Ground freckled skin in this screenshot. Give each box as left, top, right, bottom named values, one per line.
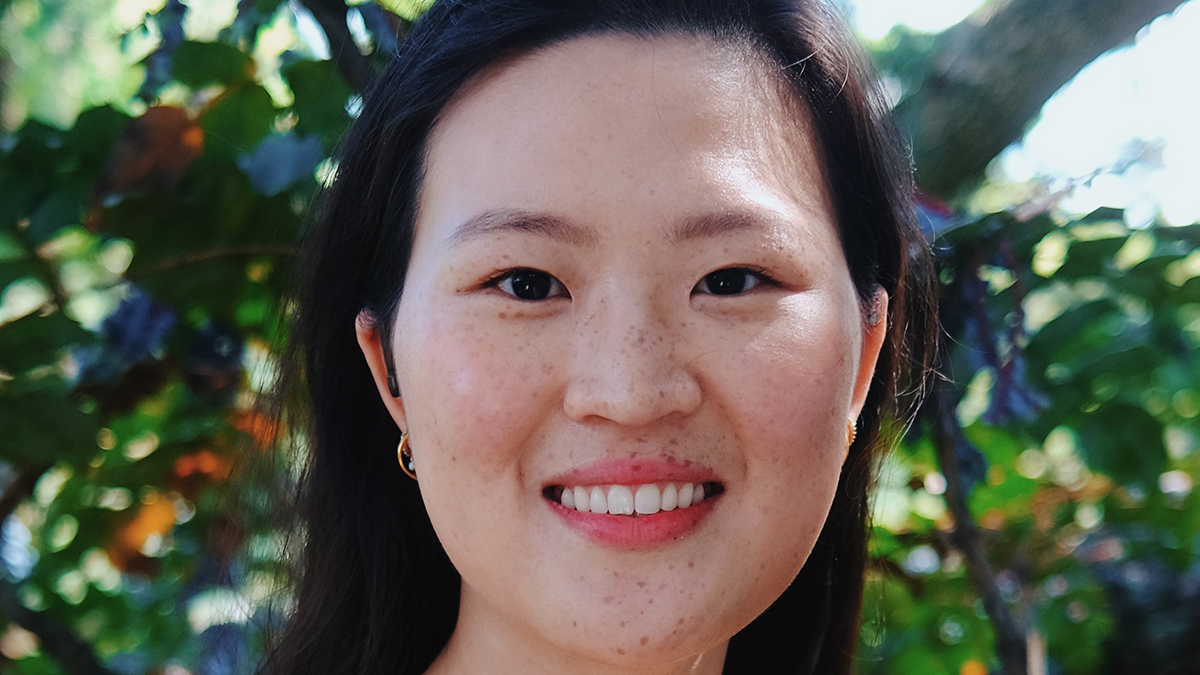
left=356, top=34, right=887, bottom=675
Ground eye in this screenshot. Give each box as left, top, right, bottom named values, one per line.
left=693, top=268, right=767, bottom=296
left=495, top=268, right=568, bottom=301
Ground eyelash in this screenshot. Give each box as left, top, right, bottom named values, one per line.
left=480, top=266, right=779, bottom=300
left=481, top=268, right=570, bottom=301
left=694, top=266, right=778, bottom=295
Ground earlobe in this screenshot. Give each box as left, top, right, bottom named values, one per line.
left=354, top=309, right=409, bottom=431
left=849, top=287, right=889, bottom=422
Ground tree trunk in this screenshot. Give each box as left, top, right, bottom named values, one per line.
left=896, top=0, right=1188, bottom=199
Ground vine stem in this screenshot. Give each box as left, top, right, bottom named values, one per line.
left=130, top=243, right=297, bottom=277
left=300, top=0, right=377, bottom=94
left=931, top=380, right=1029, bottom=675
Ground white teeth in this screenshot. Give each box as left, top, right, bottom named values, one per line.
left=589, top=486, right=608, bottom=514
left=557, top=482, right=712, bottom=515
left=634, top=484, right=661, bottom=515
left=677, top=482, right=694, bottom=508
left=607, top=486, right=634, bottom=515
left=660, top=483, right=678, bottom=511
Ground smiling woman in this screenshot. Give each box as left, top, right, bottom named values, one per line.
left=266, top=2, right=936, bottom=675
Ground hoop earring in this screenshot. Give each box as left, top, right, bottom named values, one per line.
left=397, top=431, right=417, bottom=480
left=844, top=420, right=857, bottom=460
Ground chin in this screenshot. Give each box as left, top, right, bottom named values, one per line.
left=531, top=563, right=773, bottom=669
left=549, top=614, right=725, bottom=670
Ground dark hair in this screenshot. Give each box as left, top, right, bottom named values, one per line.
left=265, top=1, right=936, bottom=674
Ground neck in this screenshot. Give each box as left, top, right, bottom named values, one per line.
left=425, top=584, right=728, bottom=675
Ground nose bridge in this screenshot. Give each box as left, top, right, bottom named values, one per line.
left=563, top=289, right=701, bottom=426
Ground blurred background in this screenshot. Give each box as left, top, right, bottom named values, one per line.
left=0, top=1, right=1197, bottom=674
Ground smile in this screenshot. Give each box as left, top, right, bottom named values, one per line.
left=542, top=458, right=725, bottom=547
left=544, top=482, right=723, bottom=516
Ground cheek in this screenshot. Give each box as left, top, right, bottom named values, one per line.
left=396, top=303, right=563, bottom=477
left=726, top=296, right=857, bottom=460
left=707, top=295, right=856, bottom=581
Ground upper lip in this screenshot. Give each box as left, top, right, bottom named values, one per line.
left=543, top=457, right=721, bottom=488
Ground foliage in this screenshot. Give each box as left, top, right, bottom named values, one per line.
left=0, top=1, right=378, bottom=672
left=0, top=2, right=1197, bottom=675
left=859, top=208, right=1200, bottom=674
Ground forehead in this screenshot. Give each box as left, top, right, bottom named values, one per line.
left=417, top=33, right=833, bottom=246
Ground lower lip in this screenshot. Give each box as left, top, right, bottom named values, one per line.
left=548, top=496, right=718, bottom=549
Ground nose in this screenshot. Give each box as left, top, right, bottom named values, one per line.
left=563, top=294, right=702, bottom=426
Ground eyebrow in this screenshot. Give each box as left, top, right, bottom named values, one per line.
left=667, top=211, right=774, bottom=244
left=445, top=208, right=777, bottom=248
left=446, top=209, right=600, bottom=247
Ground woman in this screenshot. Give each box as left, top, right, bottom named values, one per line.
left=267, top=1, right=936, bottom=674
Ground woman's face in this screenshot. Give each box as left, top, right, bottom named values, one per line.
left=359, top=34, right=886, bottom=673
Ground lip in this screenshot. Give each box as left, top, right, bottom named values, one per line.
left=544, top=458, right=723, bottom=549
left=544, top=457, right=720, bottom=489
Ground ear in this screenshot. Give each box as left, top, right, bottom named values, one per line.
left=355, top=310, right=409, bottom=432
left=849, top=287, right=889, bottom=422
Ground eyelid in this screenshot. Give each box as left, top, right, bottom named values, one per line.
left=693, top=266, right=780, bottom=295
left=482, top=267, right=570, bottom=300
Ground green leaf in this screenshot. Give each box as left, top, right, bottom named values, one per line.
left=8, top=654, right=68, bottom=675
left=1027, top=300, right=1119, bottom=359
left=1076, top=403, right=1166, bottom=486
left=1056, top=237, right=1124, bottom=279
left=172, top=41, right=254, bottom=88
left=0, top=311, right=88, bottom=374
left=0, top=259, right=42, bottom=292
left=66, top=106, right=131, bottom=171
left=28, top=180, right=90, bottom=245
left=0, top=389, right=97, bottom=465
left=374, top=0, right=434, bottom=21
left=198, top=85, right=276, bottom=159
left=283, top=59, right=353, bottom=150
left=1173, top=276, right=1200, bottom=304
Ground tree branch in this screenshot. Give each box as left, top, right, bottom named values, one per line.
left=0, top=464, right=50, bottom=525
left=0, top=464, right=116, bottom=675
left=897, top=0, right=1188, bottom=198
left=931, top=381, right=1028, bottom=675
left=299, top=0, right=376, bottom=94
left=868, top=555, right=927, bottom=598
left=129, top=243, right=297, bottom=278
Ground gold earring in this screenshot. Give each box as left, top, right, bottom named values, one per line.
left=397, top=431, right=417, bottom=480
left=845, top=420, right=857, bottom=459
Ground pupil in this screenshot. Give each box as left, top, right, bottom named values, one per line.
left=706, top=269, right=746, bottom=295
left=511, top=271, right=552, bottom=300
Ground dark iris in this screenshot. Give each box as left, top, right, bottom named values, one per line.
left=704, top=269, right=749, bottom=295
left=509, top=270, right=553, bottom=300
